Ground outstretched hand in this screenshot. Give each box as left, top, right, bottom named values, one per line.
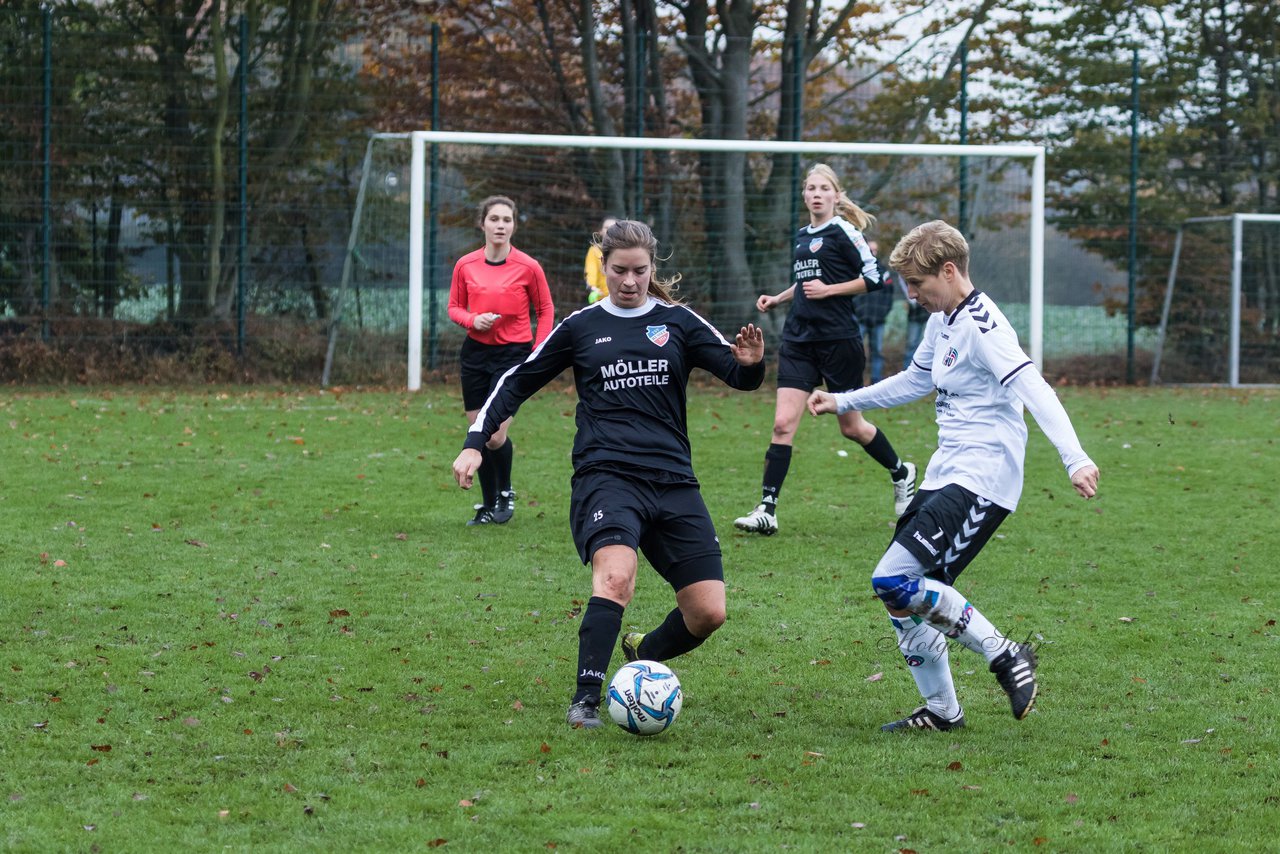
left=807, top=390, right=838, bottom=416
left=452, top=448, right=483, bottom=489
left=1071, top=464, right=1099, bottom=499
left=731, top=323, right=764, bottom=366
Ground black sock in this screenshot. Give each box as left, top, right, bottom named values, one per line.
left=861, top=428, right=906, bottom=478
left=492, top=438, right=514, bottom=494
left=477, top=446, right=498, bottom=508
left=638, top=607, right=707, bottom=661
left=761, top=443, right=792, bottom=508
left=574, top=596, right=624, bottom=704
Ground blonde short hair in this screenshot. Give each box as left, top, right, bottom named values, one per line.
left=889, top=220, right=970, bottom=277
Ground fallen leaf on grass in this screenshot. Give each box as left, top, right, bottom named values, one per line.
left=865, top=672, right=884, bottom=682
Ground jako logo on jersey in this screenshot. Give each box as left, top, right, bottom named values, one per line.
left=943, top=347, right=958, bottom=366
left=905, top=654, right=925, bottom=667
left=646, top=325, right=670, bottom=347
left=594, top=336, right=612, bottom=344
left=808, top=237, right=824, bottom=253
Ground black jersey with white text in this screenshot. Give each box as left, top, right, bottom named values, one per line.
left=783, top=216, right=882, bottom=343
left=464, top=297, right=765, bottom=481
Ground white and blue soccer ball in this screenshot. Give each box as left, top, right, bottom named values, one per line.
left=606, top=660, right=683, bottom=736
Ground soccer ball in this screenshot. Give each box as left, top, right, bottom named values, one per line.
left=606, top=660, right=683, bottom=736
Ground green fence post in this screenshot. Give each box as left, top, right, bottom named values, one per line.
left=237, top=14, right=249, bottom=357
left=427, top=22, right=441, bottom=371
left=1127, top=48, right=1139, bottom=385
left=41, top=3, right=52, bottom=340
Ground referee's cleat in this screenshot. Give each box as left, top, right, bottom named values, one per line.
left=566, top=699, right=603, bottom=730
left=491, top=488, right=516, bottom=524
left=990, top=644, right=1038, bottom=719
left=880, top=705, right=966, bottom=733
left=892, top=461, right=917, bottom=517
left=621, top=632, right=646, bottom=662
left=467, top=504, right=496, bottom=526
left=734, top=504, right=778, bottom=536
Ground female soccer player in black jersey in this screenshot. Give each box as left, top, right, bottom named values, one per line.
left=452, top=220, right=765, bottom=730
left=734, top=163, right=916, bottom=536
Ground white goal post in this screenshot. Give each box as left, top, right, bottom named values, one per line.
left=405, top=130, right=1046, bottom=391
left=1151, top=213, right=1280, bottom=387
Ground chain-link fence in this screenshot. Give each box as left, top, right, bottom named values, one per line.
left=3, top=4, right=1276, bottom=385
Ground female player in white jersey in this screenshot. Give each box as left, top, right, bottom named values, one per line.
left=734, top=163, right=916, bottom=537
left=808, top=220, right=1099, bottom=731
left=452, top=220, right=765, bottom=730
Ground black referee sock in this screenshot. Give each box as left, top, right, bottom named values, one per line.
left=761, top=443, right=792, bottom=508
left=492, top=438, right=514, bottom=494
left=573, top=596, right=624, bottom=705
left=860, top=428, right=907, bottom=478
left=638, top=607, right=706, bottom=661
left=477, top=446, right=498, bottom=508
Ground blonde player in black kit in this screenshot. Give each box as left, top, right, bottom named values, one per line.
left=734, top=163, right=916, bottom=536
left=452, top=220, right=765, bottom=730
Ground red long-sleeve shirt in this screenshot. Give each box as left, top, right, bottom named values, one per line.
left=447, top=247, right=555, bottom=346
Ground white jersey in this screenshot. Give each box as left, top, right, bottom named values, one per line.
left=835, top=290, right=1092, bottom=511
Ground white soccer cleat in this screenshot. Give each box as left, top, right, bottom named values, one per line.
left=893, top=461, right=917, bottom=517
left=734, top=504, right=778, bottom=536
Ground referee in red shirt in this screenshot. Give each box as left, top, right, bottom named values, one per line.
left=447, top=195, right=555, bottom=525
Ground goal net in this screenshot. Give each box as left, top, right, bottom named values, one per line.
left=327, top=132, right=1049, bottom=389
left=1151, top=214, right=1280, bottom=386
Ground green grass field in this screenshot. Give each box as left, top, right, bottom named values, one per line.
left=1, top=383, right=1276, bottom=851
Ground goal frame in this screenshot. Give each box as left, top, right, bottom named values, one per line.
left=405, top=131, right=1046, bottom=391
left=1150, top=213, right=1280, bottom=387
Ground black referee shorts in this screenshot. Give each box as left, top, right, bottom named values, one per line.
left=459, top=337, right=533, bottom=411
left=568, top=468, right=724, bottom=591
left=776, top=337, right=865, bottom=394
left=891, top=484, right=1010, bottom=585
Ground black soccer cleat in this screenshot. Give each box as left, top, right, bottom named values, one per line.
left=990, top=644, right=1038, bottom=719
left=620, top=632, right=645, bottom=663
left=491, top=489, right=516, bottom=524
left=880, top=705, right=966, bottom=733
left=566, top=699, right=603, bottom=730
left=467, top=504, right=495, bottom=526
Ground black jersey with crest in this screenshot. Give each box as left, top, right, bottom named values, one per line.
left=464, top=297, right=764, bottom=481
left=783, top=216, right=882, bottom=343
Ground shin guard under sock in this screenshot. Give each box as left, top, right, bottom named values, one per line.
left=574, top=596, right=624, bottom=704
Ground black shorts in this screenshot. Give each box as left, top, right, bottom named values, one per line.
left=776, top=337, right=865, bottom=393
left=568, top=468, right=724, bottom=591
left=459, top=337, right=533, bottom=410
left=891, top=484, right=1010, bottom=585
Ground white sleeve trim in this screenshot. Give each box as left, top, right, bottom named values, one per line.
left=1007, top=369, right=1094, bottom=475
